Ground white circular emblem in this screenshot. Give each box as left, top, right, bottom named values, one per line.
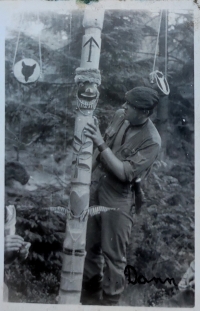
left=13, top=58, right=40, bottom=84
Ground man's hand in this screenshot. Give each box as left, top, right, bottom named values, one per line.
left=84, top=117, right=127, bottom=182
left=188, top=274, right=195, bottom=290
left=83, top=120, right=104, bottom=147
left=5, top=235, right=24, bottom=253
left=178, top=260, right=195, bottom=292
left=4, top=235, right=31, bottom=263
left=4, top=235, right=24, bottom=263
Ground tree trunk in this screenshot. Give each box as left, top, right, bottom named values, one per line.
left=157, top=10, right=169, bottom=159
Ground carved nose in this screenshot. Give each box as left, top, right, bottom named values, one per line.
left=85, top=88, right=93, bottom=94
left=81, top=87, right=96, bottom=98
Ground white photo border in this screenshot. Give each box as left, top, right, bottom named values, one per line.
left=0, top=1, right=198, bottom=311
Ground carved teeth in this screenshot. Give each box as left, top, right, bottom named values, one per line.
left=78, top=98, right=96, bottom=109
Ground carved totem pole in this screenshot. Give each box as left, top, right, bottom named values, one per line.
left=58, top=8, right=105, bottom=304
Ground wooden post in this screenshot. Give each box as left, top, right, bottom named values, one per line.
left=58, top=8, right=104, bottom=305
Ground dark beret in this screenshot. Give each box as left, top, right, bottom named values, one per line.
left=125, top=86, right=159, bottom=110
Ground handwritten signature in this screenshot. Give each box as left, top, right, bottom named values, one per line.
left=124, top=265, right=177, bottom=287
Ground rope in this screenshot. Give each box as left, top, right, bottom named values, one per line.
left=12, top=12, right=24, bottom=71
left=165, top=10, right=168, bottom=78
left=37, top=12, right=43, bottom=78
left=152, top=10, right=163, bottom=73
left=63, top=12, right=72, bottom=198
left=13, top=11, right=43, bottom=79
left=69, top=12, right=72, bottom=54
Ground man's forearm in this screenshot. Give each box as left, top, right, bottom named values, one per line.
left=100, top=147, right=127, bottom=181
left=92, top=157, right=98, bottom=172
left=84, top=122, right=127, bottom=180
left=92, top=148, right=100, bottom=172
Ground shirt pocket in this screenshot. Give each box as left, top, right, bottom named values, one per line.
left=120, top=148, right=133, bottom=159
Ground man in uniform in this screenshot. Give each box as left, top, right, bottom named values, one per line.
left=82, top=86, right=161, bottom=305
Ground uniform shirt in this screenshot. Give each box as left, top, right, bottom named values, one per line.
left=93, top=109, right=161, bottom=184
left=90, top=109, right=161, bottom=211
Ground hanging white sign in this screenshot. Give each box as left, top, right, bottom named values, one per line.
left=13, top=58, right=40, bottom=84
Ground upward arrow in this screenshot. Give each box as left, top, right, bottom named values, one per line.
left=83, top=37, right=99, bottom=63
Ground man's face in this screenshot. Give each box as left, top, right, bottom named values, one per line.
left=122, top=101, right=145, bottom=125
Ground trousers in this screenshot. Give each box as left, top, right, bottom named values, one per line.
left=83, top=174, right=134, bottom=300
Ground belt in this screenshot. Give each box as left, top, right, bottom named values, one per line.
left=98, top=164, right=144, bottom=215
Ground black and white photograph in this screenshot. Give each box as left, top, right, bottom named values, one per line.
left=1, top=0, right=198, bottom=309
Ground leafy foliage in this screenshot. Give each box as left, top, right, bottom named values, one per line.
left=124, top=159, right=194, bottom=306
left=5, top=208, right=66, bottom=302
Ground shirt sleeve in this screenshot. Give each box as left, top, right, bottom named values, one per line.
left=123, top=142, right=160, bottom=182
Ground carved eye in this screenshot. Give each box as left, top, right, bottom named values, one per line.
left=79, top=82, right=84, bottom=88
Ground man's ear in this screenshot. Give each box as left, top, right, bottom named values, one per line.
left=146, top=109, right=154, bottom=117
left=142, top=109, right=149, bottom=116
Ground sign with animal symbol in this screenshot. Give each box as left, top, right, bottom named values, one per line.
left=13, top=58, right=40, bottom=84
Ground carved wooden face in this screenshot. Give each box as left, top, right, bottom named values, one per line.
left=77, top=82, right=98, bottom=101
